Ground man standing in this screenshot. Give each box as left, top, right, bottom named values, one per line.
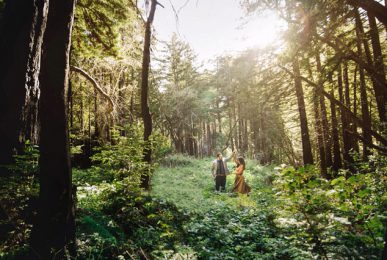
left=211, top=151, right=235, bottom=192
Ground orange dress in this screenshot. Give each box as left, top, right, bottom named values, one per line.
left=232, top=165, right=251, bottom=194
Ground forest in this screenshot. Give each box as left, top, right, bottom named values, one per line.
left=0, top=0, right=386, bottom=259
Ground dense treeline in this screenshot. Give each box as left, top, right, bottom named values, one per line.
left=152, top=0, right=387, bottom=174
left=0, top=0, right=386, bottom=258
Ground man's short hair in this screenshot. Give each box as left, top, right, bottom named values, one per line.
left=216, top=152, right=222, bottom=157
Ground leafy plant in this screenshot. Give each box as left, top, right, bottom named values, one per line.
left=6, top=140, right=39, bottom=175
left=273, top=160, right=386, bottom=258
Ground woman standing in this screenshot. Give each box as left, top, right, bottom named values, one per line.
left=232, top=157, right=251, bottom=194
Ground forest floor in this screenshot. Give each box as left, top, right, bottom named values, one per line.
left=73, top=155, right=303, bottom=259
left=151, top=156, right=268, bottom=213
left=1, top=155, right=383, bottom=259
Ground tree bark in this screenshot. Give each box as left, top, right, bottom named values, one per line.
left=292, top=58, right=314, bottom=165
left=355, top=9, right=387, bottom=132
left=368, top=11, right=387, bottom=133
left=338, top=64, right=354, bottom=166
left=281, top=65, right=387, bottom=149
left=346, top=0, right=387, bottom=27
left=0, top=0, right=48, bottom=171
left=30, top=0, right=76, bottom=258
left=313, top=90, right=328, bottom=178
left=22, top=0, right=48, bottom=145
left=140, top=0, right=158, bottom=189
left=330, top=87, right=342, bottom=173
left=355, top=11, right=373, bottom=159
left=315, top=54, right=333, bottom=168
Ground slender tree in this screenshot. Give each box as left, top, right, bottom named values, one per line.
left=368, top=11, right=387, bottom=134
left=355, top=10, right=372, bottom=159
left=140, top=0, right=160, bottom=189
left=292, top=57, right=314, bottom=165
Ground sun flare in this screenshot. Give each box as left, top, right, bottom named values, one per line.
left=237, top=12, right=283, bottom=49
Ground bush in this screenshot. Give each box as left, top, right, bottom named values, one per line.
left=159, top=154, right=196, bottom=167
left=5, top=140, right=39, bottom=175
left=272, top=159, right=386, bottom=259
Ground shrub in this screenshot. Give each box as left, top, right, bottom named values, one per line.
left=273, top=159, right=386, bottom=259
left=5, top=140, right=39, bottom=175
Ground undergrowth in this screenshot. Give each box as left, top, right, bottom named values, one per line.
left=1, top=153, right=385, bottom=259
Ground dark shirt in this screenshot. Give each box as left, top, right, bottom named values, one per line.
left=216, top=159, right=225, bottom=175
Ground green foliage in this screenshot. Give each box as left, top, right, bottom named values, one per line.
left=186, top=205, right=309, bottom=259
left=87, top=125, right=170, bottom=187
left=74, top=166, right=190, bottom=259
left=149, top=129, right=173, bottom=162
left=273, top=158, right=386, bottom=258
left=102, top=187, right=189, bottom=255
left=0, top=175, right=38, bottom=258
left=5, top=141, right=39, bottom=175
left=72, top=0, right=139, bottom=58
left=90, top=127, right=145, bottom=184
left=159, top=153, right=195, bottom=167
left=3, top=153, right=384, bottom=258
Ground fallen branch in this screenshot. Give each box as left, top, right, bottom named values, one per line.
left=70, top=65, right=115, bottom=113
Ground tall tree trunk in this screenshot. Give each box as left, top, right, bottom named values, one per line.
left=315, top=54, right=333, bottom=169
left=80, top=85, right=84, bottom=133
left=94, top=90, right=99, bottom=138
left=346, top=0, right=387, bottom=28
left=313, top=90, right=328, bottom=178
left=355, top=12, right=373, bottom=159
left=338, top=64, right=353, bottom=166
left=292, top=57, right=314, bottom=165
left=246, top=119, right=249, bottom=154
left=30, top=0, right=76, bottom=258
left=344, top=63, right=360, bottom=153
left=228, top=100, right=235, bottom=151
left=355, top=9, right=386, bottom=131
left=212, top=120, right=217, bottom=151
left=352, top=67, right=360, bottom=153
left=233, top=103, right=238, bottom=150
left=238, top=103, right=243, bottom=152
left=330, top=87, right=342, bottom=173
left=0, top=0, right=48, bottom=171
left=207, top=121, right=212, bottom=156
left=140, top=0, right=158, bottom=189
left=22, top=0, right=48, bottom=145
left=68, top=80, right=74, bottom=130
left=368, top=11, right=387, bottom=135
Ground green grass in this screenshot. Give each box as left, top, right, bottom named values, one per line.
left=151, top=156, right=276, bottom=213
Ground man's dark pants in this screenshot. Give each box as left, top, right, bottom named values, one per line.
left=215, top=175, right=226, bottom=192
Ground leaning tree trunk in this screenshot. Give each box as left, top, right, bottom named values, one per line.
left=356, top=9, right=386, bottom=132
left=368, top=11, right=387, bottom=135
left=140, top=0, right=158, bottom=189
left=30, top=0, right=76, bottom=258
left=292, top=57, right=314, bottom=165
left=0, top=0, right=48, bottom=171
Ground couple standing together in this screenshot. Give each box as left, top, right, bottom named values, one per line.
left=211, top=151, right=251, bottom=194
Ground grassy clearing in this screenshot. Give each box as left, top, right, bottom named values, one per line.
left=151, top=156, right=277, bottom=213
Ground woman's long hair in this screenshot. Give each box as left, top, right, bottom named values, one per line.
left=238, top=157, right=246, bottom=170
